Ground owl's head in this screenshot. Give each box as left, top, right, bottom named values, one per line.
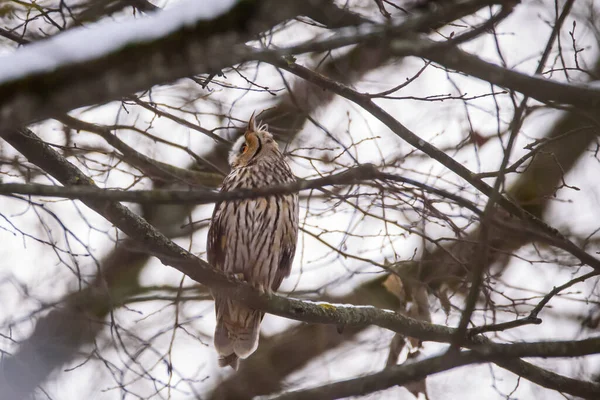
left=229, top=113, right=281, bottom=168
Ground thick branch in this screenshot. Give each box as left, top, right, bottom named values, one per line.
left=272, top=338, right=600, bottom=400
left=3, top=127, right=599, bottom=400
left=0, top=165, right=477, bottom=211
left=0, top=0, right=509, bottom=132
left=0, top=0, right=331, bottom=131
left=209, top=277, right=399, bottom=399
left=0, top=128, right=458, bottom=342
left=411, top=38, right=599, bottom=108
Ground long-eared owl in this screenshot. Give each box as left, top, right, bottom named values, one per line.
left=207, top=114, right=299, bottom=370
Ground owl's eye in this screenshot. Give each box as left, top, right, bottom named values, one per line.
left=240, top=143, right=248, bottom=154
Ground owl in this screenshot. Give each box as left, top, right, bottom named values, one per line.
left=207, top=114, right=299, bottom=370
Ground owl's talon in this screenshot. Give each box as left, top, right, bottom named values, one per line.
left=258, top=284, right=266, bottom=295
left=257, top=284, right=273, bottom=297
left=249, top=282, right=268, bottom=296
left=231, top=273, right=245, bottom=282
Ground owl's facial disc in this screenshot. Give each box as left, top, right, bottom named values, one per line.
left=228, top=131, right=261, bottom=167
left=228, top=113, right=278, bottom=168
left=238, top=130, right=261, bottom=161
left=242, top=130, right=261, bottom=156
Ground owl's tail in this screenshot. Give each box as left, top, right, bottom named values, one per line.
left=214, top=296, right=262, bottom=370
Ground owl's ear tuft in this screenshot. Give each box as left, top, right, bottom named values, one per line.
left=247, top=111, right=257, bottom=132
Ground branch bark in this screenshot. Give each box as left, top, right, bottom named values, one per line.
left=0, top=0, right=338, bottom=131
left=0, top=165, right=476, bottom=208
left=0, top=127, right=459, bottom=344
left=0, top=0, right=511, bottom=132
left=209, top=277, right=399, bottom=399
left=263, top=56, right=600, bottom=273
left=271, top=338, right=600, bottom=400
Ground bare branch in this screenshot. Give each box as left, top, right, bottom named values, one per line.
left=263, top=56, right=600, bottom=272
left=0, top=0, right=511, bottom=131
left=0, top=165, right=477, bottom=209
left=0, top=127, right=457, bottom=342
left=0, top=0, right=334, bottom=131
left=271, top=338, right=600, bottom=400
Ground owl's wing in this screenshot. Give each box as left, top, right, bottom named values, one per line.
left=272, top=195, right=299, bottom=290
left=272, top=238, right=296, bottom=290
left=207, top=203, right=227, bottom=269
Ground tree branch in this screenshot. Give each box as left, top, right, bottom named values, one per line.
left=0, top=0, right=510, bottom=132
left=271, top=337, right=600, bottom=400
left=263, top=56, right=600, bottom=272
left=399, top=36, right=600, bottom=109
left=2, top=126, right=598, bottom=400
left=59, top=114, right=224, bottom=187
left=0, top=127, right=461, bottom=343
left=0, top=165, right=477, bottom=211
left=0, top=0, right=334, bottom=131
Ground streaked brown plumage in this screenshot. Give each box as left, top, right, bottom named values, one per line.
left=207, top=114, right=299, bottom=370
